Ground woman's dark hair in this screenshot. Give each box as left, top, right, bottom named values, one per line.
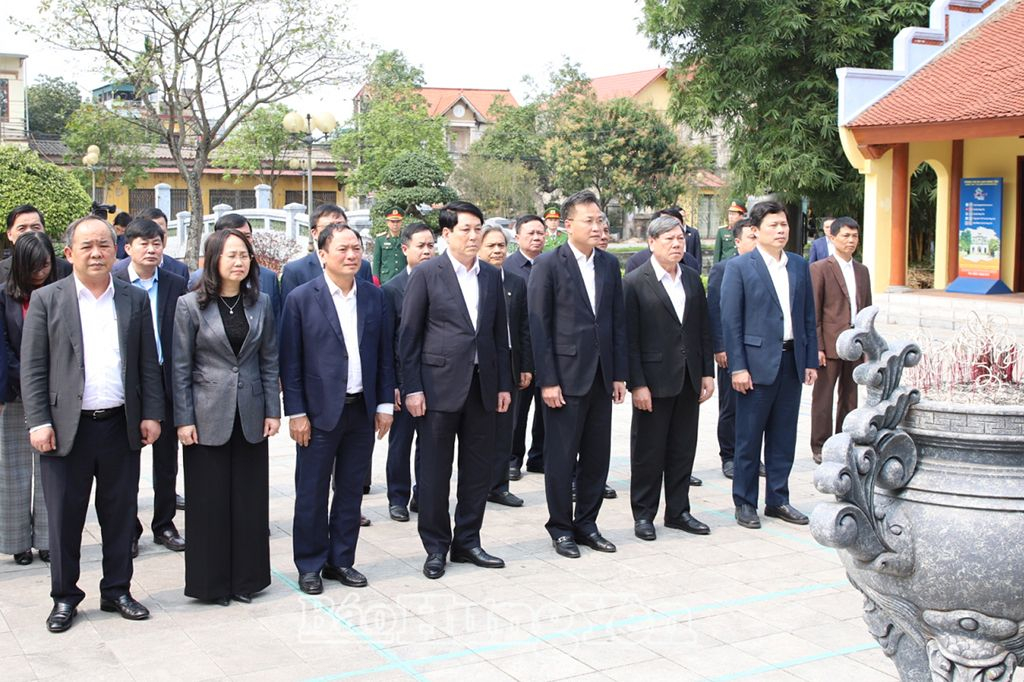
left=195, top=228, right=259, bottom=309
left=6, top=232, right=57, bottom=301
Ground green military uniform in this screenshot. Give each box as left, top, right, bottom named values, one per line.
left=713, top=200, right=748, bottom=264
left=541, top=206, right=566, bottom=252
left=373, top=209, right=406, bottom=284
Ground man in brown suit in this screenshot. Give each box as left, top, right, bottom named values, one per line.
left=809, top=217, right=871, bottom=463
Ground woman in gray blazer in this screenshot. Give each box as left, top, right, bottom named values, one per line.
left=173, top=228, right=280, bottom=606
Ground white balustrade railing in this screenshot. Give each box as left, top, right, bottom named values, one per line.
left=165, top=203, right=310, bottom=257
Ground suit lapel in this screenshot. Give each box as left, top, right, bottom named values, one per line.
left=854, top=262, right=869, bottom=310
left=306, top=252, right=322, bottom=281
left=642, top=261, right=680, bottom=324
left=438, top=257, right=476, bottom=331
left=113, top=280, right=132, bottom=387
left=750, top=251, right=782, bottom=311
left=559, top=245, right=594, bottom=318
left=356, top=281, right=368, bottom=345
left=237, top=297, right=263, bottom=357
left=787, top=254, right=799, bottom=310
left=826, top=256, right=851, bottom=303
left=60, top=278, right=84, bottom=368
left=313, top=277, right=346, bottom=347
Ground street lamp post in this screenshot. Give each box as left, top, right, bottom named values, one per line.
left=282, top=111, right=337, bottom=214
left=81, top=144, right=101, bottom=202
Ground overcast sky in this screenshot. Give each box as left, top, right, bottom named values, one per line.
left=4, top=0, right=667, bottom=121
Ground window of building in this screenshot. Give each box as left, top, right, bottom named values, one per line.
left=284, top=190, right=336, bottom=209
left=209, top=189, right=257, bottom=210
left=698, top=194, right=716, bottom=237
left=0, top=79, right=9, bottom=122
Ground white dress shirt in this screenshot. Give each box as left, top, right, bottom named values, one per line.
left=835, top=254, right=858, bottom=323
left=567, top=241, right=597, bottom=313
left=757, top=246, right=793, bottom=341
left=827, top=240, right=836, bottom=258
left=75, top=275, right=125, bottom=409
left=325, top=277, right=392, bottom=415
left=447, top=250, right=480, bottom=332
left=650, top=256, right=686, bottom=323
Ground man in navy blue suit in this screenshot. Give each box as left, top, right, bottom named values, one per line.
left=399, top=201, right=512, bottom=580
left=807, top=217, right=835, bottom=264
left=279, top=224, right=395, bottom=595
left=280, top=204, right=371, bottom=302
left=721, top=201, right=818, bottom=529
left=132, top=208, right=190, bottom=280
left=528, top=190, right=627, bottom=559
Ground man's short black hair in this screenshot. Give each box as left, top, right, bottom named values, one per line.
left=215, top=213, right=252, bottom=231
left=561, top=190, right=600, bottom=221
left=310, top=203, right=347, bottom=229
left=317, top=222, right=360, bottom=251
left=514, top=214, right=544, bottom=233
left=749, top=201, right=788, bottom=228
left=731, top=217, right=754, bottom=241
left=829, top=216, right=860, bottom=236
left=124, top=218, right=165, bottom=244
left=112, top=211, right=132, bottom=228
left=138, top=207, right=168, bottom=224
left=401, top=222, right=433, bottom=245
left=438, top=201, right=484, bottom=231
left=6, top=204, right=44, bottom=230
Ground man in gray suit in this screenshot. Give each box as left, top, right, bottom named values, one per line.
left=22, top=216, right=164, bottom=633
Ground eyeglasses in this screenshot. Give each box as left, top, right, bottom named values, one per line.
left=221, top=252, right=251, bottom=262
left=566, top=218, right=605, bottom=228
left=321, top=221, right=348, bottom=229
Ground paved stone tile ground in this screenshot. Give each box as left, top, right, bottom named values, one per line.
left=0, top=388, right=938, bottom=680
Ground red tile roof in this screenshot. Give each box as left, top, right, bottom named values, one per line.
left=415, top=88, right=518, bottom=121
left=850, top=0, right=1024, bottom=128
left=589, top=68, right=667, bottom=101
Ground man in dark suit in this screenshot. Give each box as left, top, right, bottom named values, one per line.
left=186, top=213, right=282, bottom=319
left=117, top=218, right=188, bottom=554
left=1, top=205, right=73, bottom=282
left=625, top=215, right=715, bottom=542
left=280, top=224, right=395, bottom=595
left=506, top=214, right=546, bottom=480
left=281, top=204, right=372, bottom=302
left=807, top=217, right=835, bottom=264
left=809, top=217, right=871, bottom=463
left=130, top=208, right=190, bottom=280
left=22, top=216, right=163, bottom=633
left=722, top=201, right=818, bottom=530
left=382, top=222, right=436, bottom=522
left=625, top=207, right=702, bottom=274
left=480, top=225, right=532, bottom=508
left=399, top=201, right=512, bottom=579
left=528, top=190, right=627, bottom=559
left=706, top=217, right=757, bottom=479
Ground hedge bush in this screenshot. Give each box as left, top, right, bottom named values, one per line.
left=0, top=145, right=92, bottom=246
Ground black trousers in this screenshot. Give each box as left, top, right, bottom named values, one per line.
left=716, top=364, right=736, bottom=462
left=386, top=404, right=421, bottom=508
left=416, top=372, right=495, bottom=555
left=630, top=384, right=699, bottom=522
left=293, top=401, right=373, bottom=574
left=490, top=384, right=521, bottom=494
left=542, top=371, right=611, bottom=540
left=183, top=414, right=270, bottom=601
left=511, top=385, right=543, bottom=471
left=40, top=410, right=139, bottom=605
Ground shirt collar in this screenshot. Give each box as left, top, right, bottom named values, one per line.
left=127, top=262, right=158, bottom=283
left=73, top=273, right=115, bottom=301
left=756, top=245, right=788, bottom=269
left=649, top=255, right=680, bottom=283
left=446, top=249, right=480, bottom=276
left=325, top=274, right=357, bottom=301
left=834, top=253, right=854, bottom=268
left=567, top=241, right=595, bottom=265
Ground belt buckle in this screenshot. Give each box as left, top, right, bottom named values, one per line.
left=92, top=408, right=108, bottom=420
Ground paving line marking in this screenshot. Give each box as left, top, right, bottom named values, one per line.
left=302, top=580, right=850, bottom=681
left=707, top=641, right=881, bottom=680
left=272, top=568, right=427, bottom=681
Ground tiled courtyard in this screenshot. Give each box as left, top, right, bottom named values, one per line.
left=0, top=390, right=910, bottom=681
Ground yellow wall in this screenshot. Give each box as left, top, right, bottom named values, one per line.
left=961, top=136, right=1023, bottom=288
left=908, top=141, right=952, bottom=288
left=635, top=77, right=671, bottom=117
left=0, top=55, right=26, bottom=129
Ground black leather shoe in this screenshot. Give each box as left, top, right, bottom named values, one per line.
left=409, top=497, right=419, bottom=513
left=759, top=463, right=766, bottom=477
left=14, top=551, right=32, bottom=565
left=765, top=504, right=809, bottom=525
left=574, top=531, right=616, bottom=553
left=100, top=593, right=150, bottom=620
left=508, top=466, right=522, bottom=481
left=450, top=546, right=505, bottom=568
left=735, top=504, right=761, bottom=529
left=323, top=564, right=368, bottom=587
left=812, top=451, right=823, bottom=465
left=46, top=602, right=76, bottom=633
left=634, top=520, right=656, bottom=541
left=665, top=512, right=710, bottom=535
left=362, top=485, right=371, bottom=494
left=487, top=490, right=524, bottom=507
left=360, top=514, right=371, bottom=527
left=298, top=572, right=323, bottom=595
left=689, top=475, right=703, bottom=487
left=722, top=460, right=734, bottom=478
left=423, top=553, right=446, bottom=579
left=38, top=549, right=50, bottom=563
left=389, top=505, right=410, bottom=522
left=602, top=485, right=617, bottom=499
left=130, top=538, right=139, bottom=559
left=154, top=528, right=186, bottom=552
left=552, top=536, right=580, bottom=558
left=525, top=463, right=544, bottom=474
left=232, top=593, right=252, bottom=604
left=175, top=494, right=186, bottom=510
left=211, top=596, right=231, bottom=606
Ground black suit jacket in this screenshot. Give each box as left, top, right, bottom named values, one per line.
left=0, top=256, right=72, bottom=284
left=113, top=265, right=188, bottom=405
left=528, top=243, right=627, bottom=397
left=684, top=225, right=701, bottom=267
left=382, top=269, right=409, bottom=390
left=502, top=270, right=533, bottom=380
left=0, top=288, right=24, bottom=402
left=624, top=260, right=713, bottom=397
left=504, top=249, right=534, bottom=284
left=399, top=255, right=511, bottom=411
left=115, top=254, right=189, bottom=281
left=625, top=247, right=699, bottom=275
left=706, top=258, right=729, bottom=354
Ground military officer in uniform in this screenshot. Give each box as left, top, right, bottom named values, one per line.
left=373, top=209, right=407, bottom=285
left=713, top=201, right=747, bottom=264
left=542, top=207, right=566, bottom=252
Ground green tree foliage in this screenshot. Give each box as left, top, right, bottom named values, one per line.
left=333, top=51, right=449, bottom=197
left=62, top=103, right=157, bottom=191
left=26, top=75, right=83, bottom=136
left=450, top=153, right=538, bottom=218
left=641, top=0, right=929, bottom=216
left=959, top=229, right=972, bottom=255
left=0, top=146, right=92, bottom=244
left=372, top=151, right=457, bottom=232
left=473, top=102, right=552, bottom=192
left=213, top=103, right=300, bottom=191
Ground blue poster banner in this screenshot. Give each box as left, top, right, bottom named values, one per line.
left=946, top=177, right=1011, bottom=294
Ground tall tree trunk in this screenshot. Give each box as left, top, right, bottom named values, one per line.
left=184, top=170, right=205, bottom=268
